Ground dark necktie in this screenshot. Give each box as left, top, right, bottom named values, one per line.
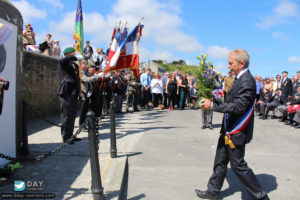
left=234, top=77, right=237, bottom=84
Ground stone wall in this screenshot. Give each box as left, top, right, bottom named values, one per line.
left=22, top=51, right=60, bottom=119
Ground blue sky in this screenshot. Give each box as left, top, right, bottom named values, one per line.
left=12, top=0, right=300, bottom=77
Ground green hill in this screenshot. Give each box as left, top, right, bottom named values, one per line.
left=159, top=63, right=200, bottom=74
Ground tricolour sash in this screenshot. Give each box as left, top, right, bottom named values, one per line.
left=224, top=104, right=254, bottom=149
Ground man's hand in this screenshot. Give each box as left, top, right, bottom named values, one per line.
left=200, top=99, right=212, bottom=110
left=288, top=95, right=292, bottom=99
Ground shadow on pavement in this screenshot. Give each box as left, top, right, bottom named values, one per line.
left=127, top=193, right=146, bottom=200
left=98, top=126, right=182, bottom=141
left=0, top=140, right=91, bottom=199
left=64, top=187, right=89, bottom=200
left=212, top=123, right=222, bottom=128
left=105, top=190, right=119, bottom=199
left=221, top=169, right=277, bottom=199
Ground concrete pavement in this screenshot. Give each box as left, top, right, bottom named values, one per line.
left=126, top=109, right=300, bottom=200
left=0, top=107, right=299, bottom=200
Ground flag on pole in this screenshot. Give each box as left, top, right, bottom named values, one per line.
left=73, top=0, right=84, bottom=54
left=104, top=25, right=143, bottom=78
left=73, top=0, right=84, bottom=97
left=25, top=45, right=41, bottom=53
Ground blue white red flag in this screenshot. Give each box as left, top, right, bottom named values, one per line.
left=105, top=25, right=143, bottom=78
left=25, top=45, right=41, bottom=53
left=225, top=105, right=254, bottom=138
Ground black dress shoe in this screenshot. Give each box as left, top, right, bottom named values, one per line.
left=279, top=118, right=286, bottom=122
left=261, top=195, right=270, bottom=200
left=201, top=125, right=206, bottom=129
left=285, top=121, right=291, bottom=125
left=262, top=115, right=267, bottom=120
left=63, top=140, right=74, bottom=144
left=73, top=137, right=82, bottom=142
left=195, top=189, right=219, bottom=200
left=295, top=124, right=300, bottom=129
left=207, top=125, right=214, bottom=130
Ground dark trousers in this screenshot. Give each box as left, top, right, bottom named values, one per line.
left=141, top=87, right=151, bottom=107
left=102, top=93, right=111, bottom=115
left=126, top=91, right=138, bottom=110
left=207, top=136, right=267, bottom=199
left=168, top=94, right=176, bottom=107
left=79, top=99, right=89, bottom=126
left=179, top=90, right=187, bottom=108
left=163, top=92, right=169, bottom=107
left=59, top=95, right=78, bottom=141
left=152, top=93, right=162, bottom=107
left=202, top=110, right=213, bottom=126
left=261, top=102, right=277, bottom=116
left=259, top=102, right=268, bottom=115
left=114, top=94, right=123, bottom=113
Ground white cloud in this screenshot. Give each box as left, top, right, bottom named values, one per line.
left=11, top=0, right=47, bottom=22
left=272, top=31, right=290, bottom=42
left=256, top=0, right=299, bottom=29
left=288, top=56, right=300, bottom=63
left=206, top=46, right=230, bottom=59
left=140, top=47, right=175, bottom=61
left=39, top=0, right=64, bottom=9
left=214, top=62, right=228, bottom=74
left=274, top=0, right=298, bottom=16
left=48, top=0, right=203, bottom=55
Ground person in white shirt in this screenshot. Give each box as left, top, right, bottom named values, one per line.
left=93, top=48, right=104, bottom=65
left=272, top=74, right=281, bottom=95
left=151, top=73, right=163, bottom=107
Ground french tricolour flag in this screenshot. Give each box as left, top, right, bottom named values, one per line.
left=105, top=25, right=143, bottom=76
left=25, top=45, right=41, bottom=53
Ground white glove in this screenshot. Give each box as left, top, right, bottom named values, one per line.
left=97, top=72, right=104, bottom=78
left=76, top=55, right=83, bottom=60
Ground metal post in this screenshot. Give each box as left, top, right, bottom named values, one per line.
left=21, top=101, right=29, bottom=156
left=110, top=101, right=117, bottom=158
left=87, top=111, right=104, bottom=200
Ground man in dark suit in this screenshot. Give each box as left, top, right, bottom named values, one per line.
left=280, top=71, right=293, bottom=104
left=257, top=86, right=273, bottom=119
left=197, top=49, right=269, bottom=200
left=58, top=47, right=82, bottom=144
left=260, top=88, right=283, bottom=119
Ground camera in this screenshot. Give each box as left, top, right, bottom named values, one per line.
left=0, top=80, right=9, bottom=90
left=30, top=27, right=33, bottom=30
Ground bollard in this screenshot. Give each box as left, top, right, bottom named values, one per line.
left=110, top=101, right=117, bottom=158
left=87, top=111, right=105, bottom=200
left=21, top=101, right=29, bottom=156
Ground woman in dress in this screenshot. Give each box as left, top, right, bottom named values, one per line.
left=166, top=73, right=177, bottom=110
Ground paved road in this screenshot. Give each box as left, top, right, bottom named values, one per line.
left=126, top=109, right=300, bottom=200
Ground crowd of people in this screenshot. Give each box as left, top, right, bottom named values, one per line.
left=22, top=23, right=61, bottom=58
left=75, top=53, right=300, bottom=133
left=253, top=71, right=300, bottom=128
left=22, top=23, right=300, bottom=131
left=22, top=23, right=112, bottom=65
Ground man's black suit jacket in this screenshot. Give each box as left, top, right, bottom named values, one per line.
left=212, top=70, right=256, bottom=146
left=58, top=55, right=79, bottom=97
left=281, top=77, right=293, bottom=97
